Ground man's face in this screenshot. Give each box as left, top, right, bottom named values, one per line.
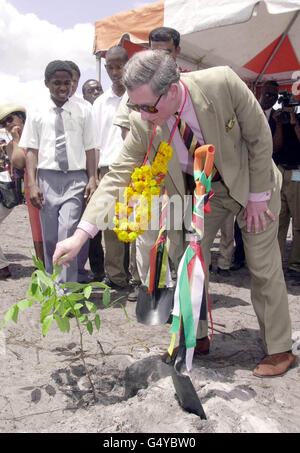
left=83, top=81, right=103, bottom=104
left=105, top=53, right=126, bottom=85
left=260, top=85, right=279, bottom=110
left=0, top=113, right=23, bottom=133
left=45, top=71, right=72, bottom=107
left=70, top=69, right=80, bottom=97
left=150, top=39, right=180, bottom=61
left=127, top=83, right=178, bottom=126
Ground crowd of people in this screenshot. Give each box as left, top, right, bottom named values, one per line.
left=0, top=26, right=299, bottom=379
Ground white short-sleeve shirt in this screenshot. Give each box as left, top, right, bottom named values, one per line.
left=92, top=87, right=123, bottom=168
left=19, top=97, right=96, bottom=171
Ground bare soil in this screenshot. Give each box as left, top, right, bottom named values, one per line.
left=0, top=204, right=299, bottom=434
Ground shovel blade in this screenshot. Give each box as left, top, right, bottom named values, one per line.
left=136, top=286, right=173, bottom=325
left=171, top=368, right=207, bottom=419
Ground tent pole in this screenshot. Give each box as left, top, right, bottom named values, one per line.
left=254, top=10, right=299, bottom=88
left=95, top=51, right=102, bottom=83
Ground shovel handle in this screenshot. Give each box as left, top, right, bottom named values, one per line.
left=194, top=145, right=215, bottom=195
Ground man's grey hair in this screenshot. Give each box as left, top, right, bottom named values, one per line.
left=122, top=50, right=180, bottom=96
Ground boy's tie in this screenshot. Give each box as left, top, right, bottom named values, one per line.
left=54, top=107, right=69, bottom=172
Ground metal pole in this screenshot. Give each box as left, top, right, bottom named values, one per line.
left=254, top=10, right=299, bottom=88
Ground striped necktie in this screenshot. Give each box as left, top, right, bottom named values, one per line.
left=175, top=115, right=220, bottom=182
left=54, top=107, right=69, bottom=172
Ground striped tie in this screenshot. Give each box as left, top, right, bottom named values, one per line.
left=54, top=107, right=69, bottom=172
left=175, top=115, right=220, bottom=182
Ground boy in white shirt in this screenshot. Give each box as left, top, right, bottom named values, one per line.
left=20, top=60, right=96, bottom=284
left=92, top=46, right=129, bottom=289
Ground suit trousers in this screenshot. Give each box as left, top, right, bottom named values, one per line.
left=38, top=169, right=87, bottom=285
left=278, top=165, right=300, bottom=273
left=99, top=166, right=128, bottom=287
left=198, top=180, right=292, bottom=355
left=217, top=212, right=234, bottom=270
left=0, top=203, right=13, bottom=269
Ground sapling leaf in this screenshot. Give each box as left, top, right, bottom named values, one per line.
left=74, top=303, right=84, bottom=310
left=40, top=297, right=55, bottom=323
left=85, top=301, right=97, bottom=313
left=17, top=298, right=33, bottom=311
left=42, top=314, right=54, bottom=337
left=94, top=314, right=100, bottom=331
left=54, top=314, right=67, bottom=333
left=83, top=286, right=92, bottom=299
left=102, top=288, right=111, bottom=307
left=32, top=255, right=46, bottom=273
left=86, top=321, right=93, bottom=335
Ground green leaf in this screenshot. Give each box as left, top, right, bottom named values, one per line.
left=32, top=255, right=46, bottom=273
left=74, top=303, right=84, bottom=310
left=94, top=314, right=100, bottom=331
left=54, top=314, right=67, bottom=333
left=86, top=321, right=93, bottom=335
left=102, top=288, right=111, bottom=307
left=40, top=297, right=54, bottom=323
left=66, top=293, right=84, bottom=302
left=83, top=286, right=92, bottom=299
left=42, top=314, right=54, bottom=337
left=17, top=298, right=33, bottom=311
left=85, top=301, right=96, bottom=313
left=52, top=262, right=63, bottom=278
left=1, top=305, right=18, bottom=329
left=78, top=314, right=88, bottom=323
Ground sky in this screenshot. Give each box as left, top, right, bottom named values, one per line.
left=0, top=0, right=158, bottom=110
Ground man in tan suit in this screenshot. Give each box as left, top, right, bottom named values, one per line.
left=53, top=50, right=295, bottom=378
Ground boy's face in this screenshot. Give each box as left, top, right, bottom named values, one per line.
left=150, top=39, right=180, bottom=61
left=45, top=71, right=72, bottom=107
left=105, top=53, right=126, bottom=86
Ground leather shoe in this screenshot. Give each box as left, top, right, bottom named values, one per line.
left=0, top=266, right=11, bottom=279
left=217, top=267, right=231, bottom=277
left=101, top=276, right=127, bottom=291
left=161, top=336, right=210, bottom=363
left=127, top=285, right=139, bottom=302
left=253, top=352, right=296, bottom=378
left=230, top=261, right=245, bottom=271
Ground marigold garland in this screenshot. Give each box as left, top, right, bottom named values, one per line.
left=113, top=141, right=173, bottom=242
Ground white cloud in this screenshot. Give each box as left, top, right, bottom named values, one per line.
left=0, top=0, right=97, bottom=108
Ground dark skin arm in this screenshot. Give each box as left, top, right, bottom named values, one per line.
left=26, top=148, right=44, bottom=209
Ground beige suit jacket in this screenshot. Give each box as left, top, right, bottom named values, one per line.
left=82, top=66, right=280, bottom=263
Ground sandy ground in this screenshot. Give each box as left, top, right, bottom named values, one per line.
left=0, top=204, right=299, bottom=434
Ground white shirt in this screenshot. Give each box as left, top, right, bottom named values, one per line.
left=20, top=97, right=96, bottom=171
left=92, top=86, right=123, bottom=168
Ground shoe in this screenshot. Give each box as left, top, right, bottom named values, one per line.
left=230, top=261, right=245, bottom=271
left=127, top=285, right=139, bottom=302
left=90, top=272, right=105, bottom=282
left=217, top=267, right=231, bottom=277
left=0, top=266, right=11, bottom=279
left=101, top=276, right=127, bottom=291
left=161, top=336, right=210, bottom=363
left=253, top=352, right=296, bottom=378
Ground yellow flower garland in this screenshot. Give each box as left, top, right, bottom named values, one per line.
left=113, top=142, right=173, bottom=242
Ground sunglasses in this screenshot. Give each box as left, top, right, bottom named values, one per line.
left=0, top=115, right=14, bottom=128
left=126, top=93, right=163, bottom=114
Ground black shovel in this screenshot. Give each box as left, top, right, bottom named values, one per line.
left=136, top=245, right=174, bottom=326
left=170, top=324, right=207, bottom=419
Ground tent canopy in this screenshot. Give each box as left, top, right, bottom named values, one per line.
left=94, top=0, right=300, bottom=87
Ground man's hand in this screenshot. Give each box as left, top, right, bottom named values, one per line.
left=84, top=177, right=97, bottom=204
left=10, top=126, right=22, bottom=144
left=53, top=229, right=90, bottom=267
left=243, top=200, right=275, bottom=233
left=29, top=184, right=44, bottom=210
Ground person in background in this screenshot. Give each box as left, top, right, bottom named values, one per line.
left=0, top=103, right=44, bottom=274
left=20, top=60, right=96, bottom=285
left=82, top=79, right=103, bottom=105
left=53, top=50, right=295, bottom=378
left=92, top=45, right=130, bottom=290
left=268, top=84, right=300, bottom=285
left=82, top=78, right=105, bottom=282
left=64, top=60, right=92, bottom=282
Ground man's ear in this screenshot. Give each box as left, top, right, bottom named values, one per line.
left=44, top=79, right=49, bottom=89
left=169, top=83, right=179, bottom=100
left=176, top=46, right=181, bottom=57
